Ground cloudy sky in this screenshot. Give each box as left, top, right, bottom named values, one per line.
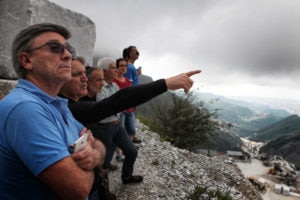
left=50, top=0, right=300, bottom=100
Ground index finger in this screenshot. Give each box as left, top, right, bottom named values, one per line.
left=185, top=70, right=201, bottom=77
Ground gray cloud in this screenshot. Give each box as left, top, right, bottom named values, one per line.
left=50, top=0, right=300, bottom=99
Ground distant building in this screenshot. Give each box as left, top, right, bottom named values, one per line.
left=195, top=149, right=219, bottom=157
left=227, top=151, right=245, bottom=160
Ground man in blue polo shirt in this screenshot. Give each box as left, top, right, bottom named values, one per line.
left=0, top=23, right=105, bottom=199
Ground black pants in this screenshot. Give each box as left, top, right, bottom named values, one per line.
left=88, top=123, right=138, bottom=179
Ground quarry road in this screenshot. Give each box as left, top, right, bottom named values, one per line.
left=237, top=159, right=300, bottom=200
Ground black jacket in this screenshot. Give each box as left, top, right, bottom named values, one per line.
left=63, top=79, right=167, bottom=126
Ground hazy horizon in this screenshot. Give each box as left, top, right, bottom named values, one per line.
left=50, top=0, right=300, bottom=101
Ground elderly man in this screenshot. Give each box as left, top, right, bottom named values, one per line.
left=0, top=23, right=105, bottom=199
left=94, top=57, right=143, bottom=184
left=64, top=56, right=201, bottom=186
left=59, top=54, right=200, bottom=184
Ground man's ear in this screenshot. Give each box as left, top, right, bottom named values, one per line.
left=18, top=52, right=32, bottom=70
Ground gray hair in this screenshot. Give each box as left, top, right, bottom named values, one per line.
left=73, top=56, right=86, bottom=65
left=86, top=66, right=103, bottom=81
left=12, top=23, right=71, bottom=78
left=96, top=57, right=114, bottom=70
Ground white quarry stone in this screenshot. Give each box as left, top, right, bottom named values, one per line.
left=275, top=184, right=282, bottom=194
left=282, top=185, right=290, bottom=196
left=0, top=0, right=96, bottom=80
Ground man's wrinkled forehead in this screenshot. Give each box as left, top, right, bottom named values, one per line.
left=71, top=60, right=86, bottom=77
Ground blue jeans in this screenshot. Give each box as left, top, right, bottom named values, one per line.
left=88, top=122, right=138, bottom=179
left=120, top=111, right=136, bottom=136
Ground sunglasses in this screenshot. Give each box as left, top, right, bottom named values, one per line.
left=27, top=41, right=76, bottom=58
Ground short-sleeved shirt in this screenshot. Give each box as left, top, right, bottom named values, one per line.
left=124, top=62, right=139, bottom=86
left=96, top=81, right=120, bottom=123
left=0, top=79, right=83, bottom=199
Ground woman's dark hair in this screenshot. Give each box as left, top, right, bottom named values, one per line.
left=122, top=47, right=129, bottom=60
left=122, top=45, right=135, bottom=60
left=116, top=58, right=126, bottom=68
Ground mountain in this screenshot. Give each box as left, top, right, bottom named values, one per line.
left=230, top=96, right=300, bottom=115
left=136, top=74, right=297, bottom=156
left=252, top=115, right=300, bottom=169
left=196, top=92, right=290, bottom=138
left=208, top=129, right=244, bottom=151
left=260, top=131, right=300, bottom=169
left=195, top=93, right=300, bottom=169
left=249, top=114, right=300, bottom=142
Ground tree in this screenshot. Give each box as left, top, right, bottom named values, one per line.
left=151, top=91, right=219, bottom=151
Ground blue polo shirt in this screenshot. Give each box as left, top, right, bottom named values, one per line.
left=0, top=79, right=83, bottom=199
left=124, top=62, right=139, bottom=86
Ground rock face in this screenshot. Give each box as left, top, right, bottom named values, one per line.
left=108, top=120, right=263, bottom=200
left=0, top=0, right=95, bottom=95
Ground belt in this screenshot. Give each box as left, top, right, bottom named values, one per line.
left=100, top=120, right=119, bottom=125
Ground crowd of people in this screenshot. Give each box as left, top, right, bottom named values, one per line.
left=0, top=23, right=201, bottom=199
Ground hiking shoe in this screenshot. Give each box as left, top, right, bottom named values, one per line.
left=116, top=154, right=125, bottom=162
left=133, top=137, right=142, bottom=144
left=108, top=164, right=118, bottom=171
left=122, top=175, right=143, bottom=184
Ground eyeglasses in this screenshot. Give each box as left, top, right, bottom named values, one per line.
left=27, top=41, right=76, bottom=58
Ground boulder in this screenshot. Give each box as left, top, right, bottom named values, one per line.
left=0, top=0, right=96, bottom=95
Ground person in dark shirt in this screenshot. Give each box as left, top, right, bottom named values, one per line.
left=84, top=64, right=120, bottom=172
left=86, top=58, right=142, bottom=184
left=80, top=65, right=104, bottom=102
left=60, top=56, right=201, bottom=183
left=64, top=67, right=201, bottom=126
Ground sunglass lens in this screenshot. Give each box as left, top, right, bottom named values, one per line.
left=48, top=43, right=64, bottom=54
left=48, top=42, right=76, bottom=58
left=67, top=46, right=76, bottom=58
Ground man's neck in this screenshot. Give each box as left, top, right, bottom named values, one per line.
left=60, top=90, right=79, bottom=102
left=26, top=76, right=63, bottom=97
left=87, top=91, right=96, bottom=98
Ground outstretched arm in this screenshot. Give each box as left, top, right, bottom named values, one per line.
left=69, top=79, right=168, bottom=125
left=69, top=70, right=201, bottom=125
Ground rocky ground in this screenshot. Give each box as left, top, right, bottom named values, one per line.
left=108, top=120, right=262, bottom=200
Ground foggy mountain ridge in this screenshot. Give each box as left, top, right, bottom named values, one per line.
left=138, top=74, right=297, bottom=140
left=191, top=92, right=292, bottom=137
left=197, top=92, right=299, bottom=116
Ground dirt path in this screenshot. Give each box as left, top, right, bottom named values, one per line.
left=236, top=159, right=300, bottom=200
